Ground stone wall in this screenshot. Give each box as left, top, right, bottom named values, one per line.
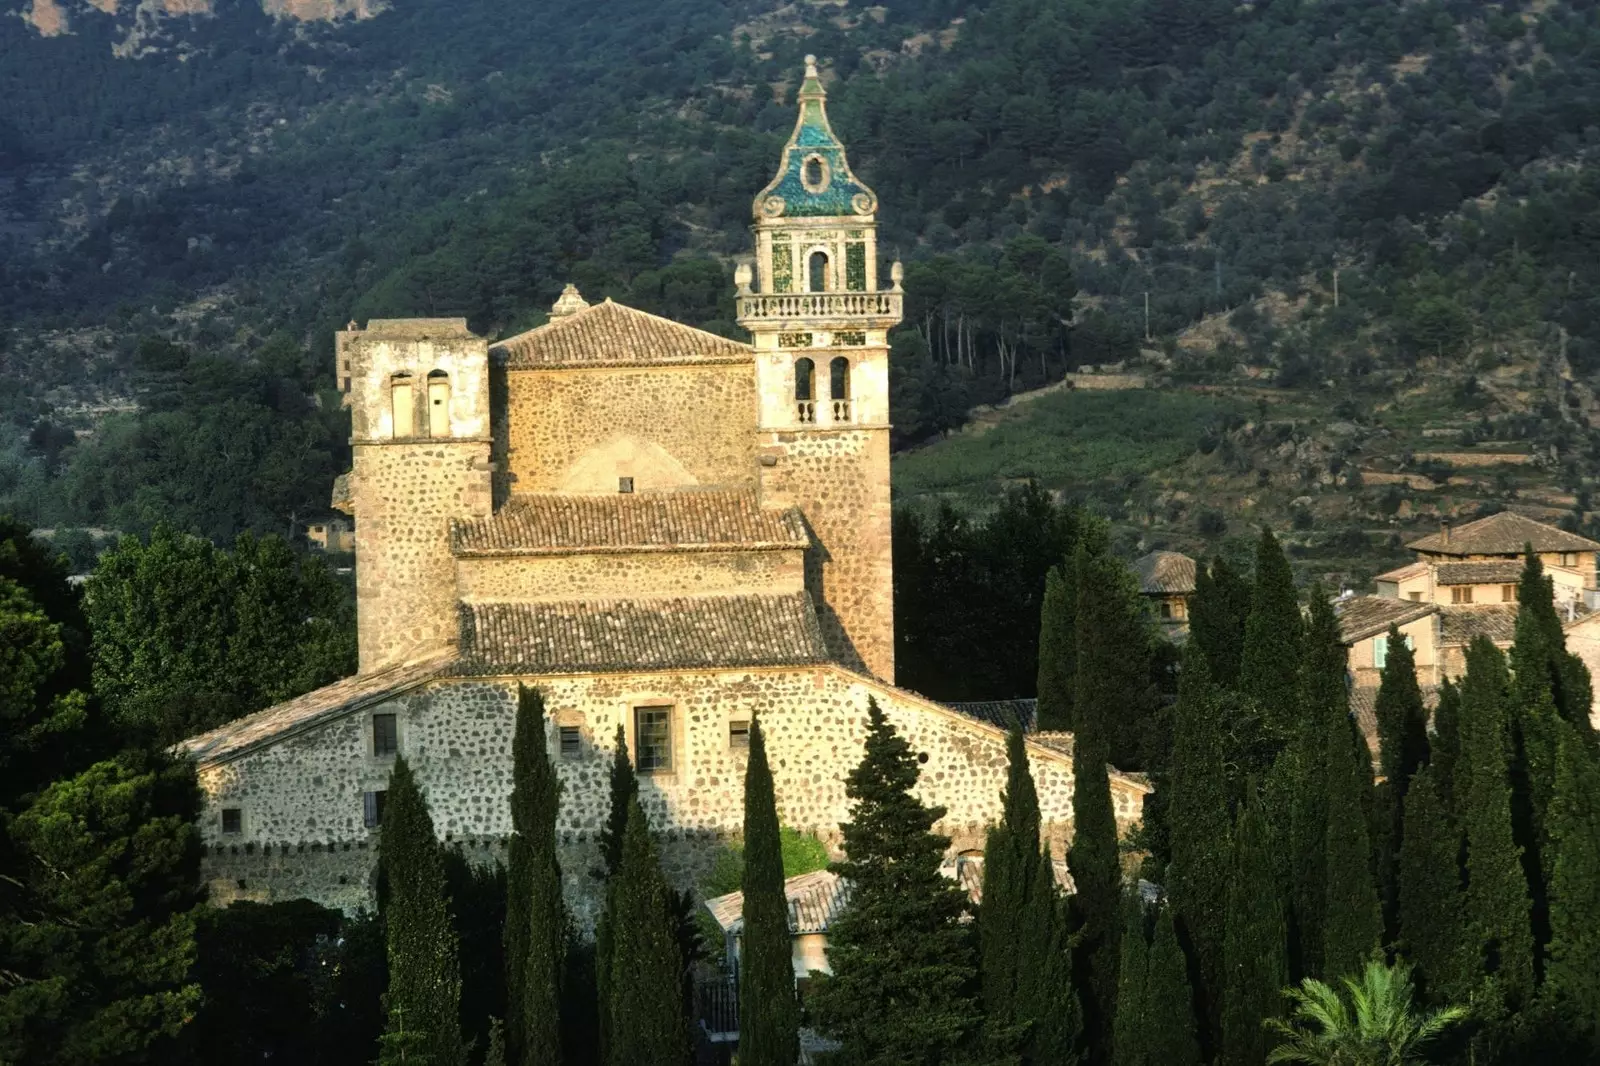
left=195, top=665, right=1146, bottom=921
left=455, top=548, right=805, bottom=604
left=501, top=365, right=759, bottom=495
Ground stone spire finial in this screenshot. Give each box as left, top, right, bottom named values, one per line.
left=805, top=54, right=819, bottom=79
left=890, top=261, right=904, bottom=291
left=734, top=261, right=754, bottom=296
left=549, top=283, right=590, bottom=320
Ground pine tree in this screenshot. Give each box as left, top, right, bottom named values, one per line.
left=1238, top=528, right=1302, bottom=734
left=1457, top=637, right=1533, bottom=1015
left=1036, top=564, right=1076, bottom=732
left=1188, top=555, right=1252, bottom=689
left=1397, top=765, right=1468, bottom=1005
left=504, top=685, right=564, bottom=1066
left=809, top=698, right=985, bottom=1062
left=1286, top=588, right=1344, bottom=979
left=739, top=717, right=799, bottom=1066
left=380, top=756, right=467, bottom=1066
left=1543, top=721, right=1600, bottom=1050
left=1220, top=789, right=1288, bottom=1066
left=605, top=798, right=691, bottom=1066
left=1374, top=623, right=1429, bottom=943
left=1146, top=905, right=1203, bottom=1066
left=1112, top=899, right=1151, bottom=1066
left=1321, top=704, right=1382, bottom=982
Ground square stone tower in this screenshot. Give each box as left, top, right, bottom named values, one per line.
left=335, top=318, right=493, bottom=673
left=739, top=56, right=903, bottom=682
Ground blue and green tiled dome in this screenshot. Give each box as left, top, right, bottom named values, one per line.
left=752, top=56, right=878, bottom=220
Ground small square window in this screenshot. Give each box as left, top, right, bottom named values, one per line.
left=635, top=706, right=673, bottom=773
left=559, top=726, right=582, bottom=759
left=1408, top=591, right=1422, bottom=601
left=221, top=808, right=242, bottom=834
left=729, top=719, right=751, bottom=749
left=1451, top=586, right=1474, bottom=604
left=363, top=790, right=387, bottom=828
left=618, top=477, right=634, bottom=494
left=1502, top=584, right=1516, bottom=602
left=373, top=714, right=398, bottom=757
left=1561, top=552, right=1578, bottom=568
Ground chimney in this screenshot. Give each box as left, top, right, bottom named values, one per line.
left=1441, top=518, right=1451, bottom=546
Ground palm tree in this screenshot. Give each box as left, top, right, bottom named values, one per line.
left=1265, top=960, right=1468, bottom=1066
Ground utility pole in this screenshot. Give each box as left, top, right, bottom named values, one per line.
left=1333, top=268, right=1340, bottom=308
left=1144, top=291, right=1151, bottom=341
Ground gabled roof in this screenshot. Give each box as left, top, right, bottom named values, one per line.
left=451, top=489, right=808, bottom=557
left=454, top=593, right=831, bottom=676
left=947, top=699, right=1037, bottom=732
left=705, top=869, right=853, bottom=937
left=1438, top=605, right=1519, bottom=646
left=1434, top=560, right=1524, bottom=586
left=1408, top=512, right=1600, bottom=556
left=1375, top=561, right=1429, bottom=584
left=1335, top=595, right=1437, bottom=644
left=1132, top=551, right=1197, bottom=595
left=491, top=299, right=751, bottom=369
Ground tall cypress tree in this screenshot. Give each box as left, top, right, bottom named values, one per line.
left=1112, top=899, right=1151, bottom=1066
left=1073, top=540, right=1154, bottom=770
left=981, top=724, right=1046, bottom=1055
left=1321, top=703, right=1382, bottom=982
left=1544, top=721, right=1600, bottom=1050
left=1238, top=528, right=1302, bottom=734
left=1432, top=679, right=1462, bottom=812
left=1458, top=637, right=1533, bottom=1015
left=1146, top=904, right=1203, bottom=1066
left=1220, top=789, right=1288, bottom=1066
left=1373, top=623, right=1428, bottom=942
left=595, top=724, right=637, bottom=1060
left=1017, top=846, right=1080, bottom=1064
left=739, top=717, right=799, bottom=1066
left=1511, top=548, right=1594, bottom=735
left=1398, top=765, right=1468, bottom=1004
left=605, top=798, right=691, bottom=1066
left=1286, top=588, right=1344, bottom=979
left=1035, top=564, right=1076, bottom=732
left=379, top=756, right=467, bottom=1066
left=810, top=698, right=984, bottom=1062
left=504, top=685, right=564, bottom=1066
left=1188, top=555, right=1252, bottom=689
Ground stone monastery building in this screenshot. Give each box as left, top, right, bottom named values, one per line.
left=182, top=58, right=1148, bottom=917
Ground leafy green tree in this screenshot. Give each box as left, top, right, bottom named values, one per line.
left=504, top=685, right=563, bottom=1066
left=1221, top=788, right=1289, bottom=1066
left=0, top=577, right=88, bottom=812
left=1264, top=960, right=1468, bottom=1066
left=739, top=717, right=799, bottom=1066
left=1188, top=555, right=1251, bottom=688
left=604, top=798, right=691, bottom=1066
left=379, top=756, right=467, bottom=1066
left=1035, top=563, right=1076, bottom=732
left=1238, top=528, right=1302, bottom=735
left=1543, top=721, right=1600, bottom=1052
left=1396, top=766, right=1467, bottom=1005
left=0, top=750, right=203, bottom=1066
left=1321, top=702, right=1382, bottom=983
left=810, top=698, right=985, bottom=1063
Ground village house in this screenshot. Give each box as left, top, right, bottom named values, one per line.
left=1132, top=550, right=1196, bottom=634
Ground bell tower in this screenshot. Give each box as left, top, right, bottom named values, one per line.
left=739, top=55, right=903, bottom=682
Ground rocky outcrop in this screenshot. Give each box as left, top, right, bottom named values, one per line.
left=22, top=0, right=383, bottom=40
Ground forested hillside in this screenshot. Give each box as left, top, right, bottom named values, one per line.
left=6, top=0, right=1600, bottom=567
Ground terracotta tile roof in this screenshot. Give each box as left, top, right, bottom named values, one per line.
left=1132, top=551, right=1197, bottom=595
left=178, top=656, right=453, bottom=767
left=1375, top=561, right=1429, bottom=584
left=454, top=593, right=830, bottom=675
left=1434, top=561, right=1524, bottom=586
left=1408, top=511, right=1600, bottom=556
left=1438, top=605, right=1519, bottom=645
left=705, top=869, right=854, bottom=937
left=947, top=699, right=1037, bottom=732
left=451, top=489, right=808, bottom=556
left=1335, top=595, right=1438, bottom=643
left=492, top=299, right=752, bottom=369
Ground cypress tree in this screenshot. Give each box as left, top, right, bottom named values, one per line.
left=1374, top=623, right=1428, bottom=942
left=1238, top=528, right=1302, bottom=734
left=1458, top=637, right=1533, bottom=1014
left=1511, top=547, right=1594, bottom=736
left=1112, top=899, right=1151, bottom=1066
left=504, top=685, right=564, bottom=1066
left=1188, top=555, right=1252, bottom=688
left=1035, top=564, right=1076, bottom=732
left=1431, top=679, right=1462, bottom=812
left=605, top=798, right=691, bottom=1066
left=739, top=717, right=799, bottom=1066
left=1397, top=765, right=1468, bottom=1004
left=1073, top=540, right=1154, bottom=770
left=1321, top=703, right=1382, bottom=982
left=379, top=756, right=467, bottom=1066
left=594, top=724, right=636, bottom=1059
left=809, top=698, right=984, bottom=1062
left=1286, top=588, right=1344, bottom=978
left=980, top=724, right=1042, bottom=1054
left=1146, top=905, right=1203, bottom=1066
left=484, top=1018, right=507, bottom=1066
left=1017, top=846, right=1081, bottom=1064
left=1544, top=721, right=1600, bottom=1050
left=1220, top=789, right=1288, bottom=1066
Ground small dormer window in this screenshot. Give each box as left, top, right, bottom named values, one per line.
left=801, top=154, right=830, bottom=193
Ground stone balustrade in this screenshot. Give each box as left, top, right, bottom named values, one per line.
left=737, top=291, right=903, bottom=323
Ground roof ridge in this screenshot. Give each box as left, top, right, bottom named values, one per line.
left=493, top=298, right=752, bottom=364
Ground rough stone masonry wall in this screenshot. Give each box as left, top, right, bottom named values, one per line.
left=195, top=666, right=1144, bottom=924
left=352, top=442, right=491, bottom=672
left=758, top=428, right=894, bottom=681
left=455, top=547, right=805, bottom=604
left=501, top=365, right=759, bottom=494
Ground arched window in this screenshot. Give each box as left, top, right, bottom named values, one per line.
left=808, top=251, right=829, bottom=293
left=829, top=356, right=851, bottom=422
left=794, top=357, right=816, bottom=423
left=427, top=370, right=451, bottom=438
left=803, top=156, right=828, bottom=190
left=390, top=373, right=414, bottom=438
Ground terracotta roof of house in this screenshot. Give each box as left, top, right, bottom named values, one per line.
left=1438, top=605, right=1520, bottom=645
left=1408, top=512, right=1600, bottom=556
left=1335, top=596, right=1438, bottom=643
left=1375, top=561, right=1429, bottom=584
left=1434, top=561, right=1524, bottom=586
left=1132, top=551, right=1197, bottom=595
left=947, top=699, right=1037, bottom=732
left=178, top=656, right=453, bottom=767
left=454, top=593, right=830, bottom=675
left=451, top=489, right=808, bottom=556
left=492, top=299, right=752, bottom=369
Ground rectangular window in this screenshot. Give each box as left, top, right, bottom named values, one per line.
left=363, top=790, right=387, bottom=829
left=1373, top=635, right=1388, bottom=670
left=1561, top=552, right=1578, bottom=568
left=1502, top=584, right=1516, bottom=602
left=635, top=706, right=673, bottom=773
left=618, top=477, right=634, bottom=494
left=771, top=238, right=794, bottom=294
left=845, top=242, right=867, bottom=292
left=1452, top=586, right=1474, bottom=604
left=729, top=719, right=751, bottom=749
left=559, top=726, right=582, bottom=759
left=1408, top=591, right=1422, bottom=601
left=221, top=808, right=242, bottom=834
left=1159, top=601, right=1173, bottom=619
left=373, top=714, right=398, bottom=757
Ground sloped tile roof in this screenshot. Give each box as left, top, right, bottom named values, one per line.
left=1335, top=595, right=1438, bottom=643
left=1434, top=561, right=1524, bottom=586
left=705, top=869, right=854, bottom=937
left=1132, top=551, right=1197, bottom=595
left=947, top=699, right=1037, bottom=732
left=454, top=593, right=830, bottom=675
left=1408, top=511, right=1600, bottom=556
left=1375, top=561, right=1429, bottom=584
left=451, top=489, right=808, bottom=556
left=179, top=656, right=453, bottom=767
left=492, top=299, right=752, bottom=369
left=1438, top=605, right=1519, bottom=645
